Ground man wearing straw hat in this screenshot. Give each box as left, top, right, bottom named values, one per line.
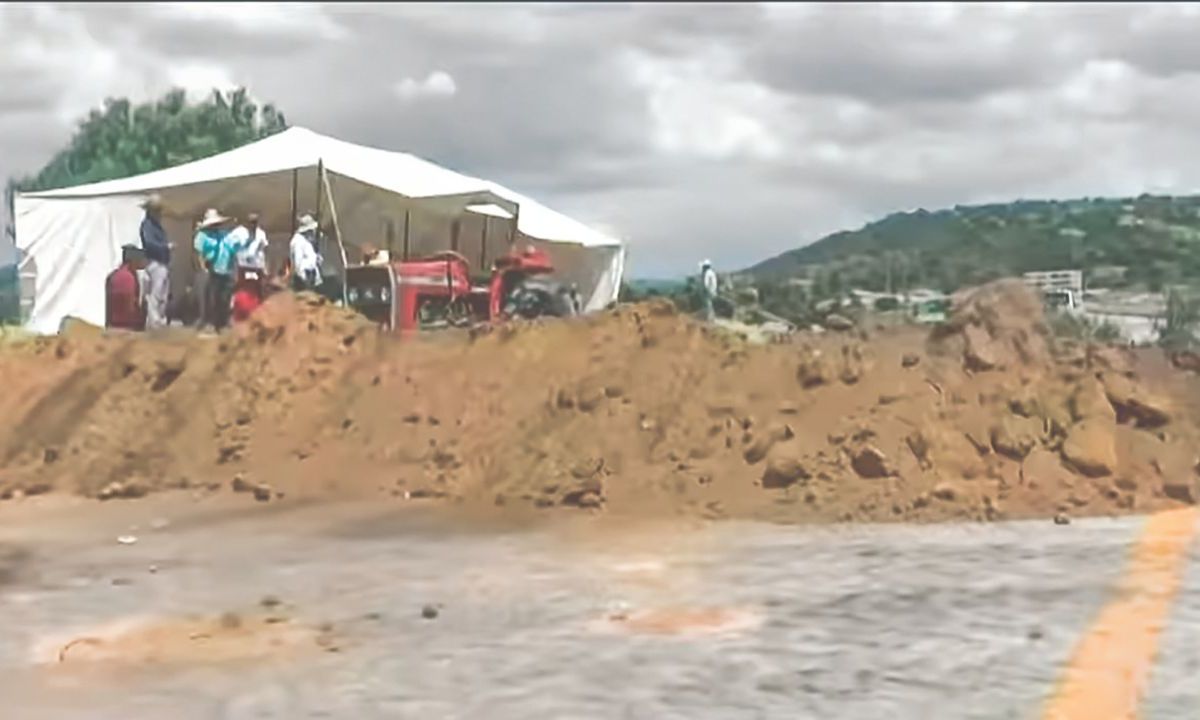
left=193, top=207, right=236, bottom=330
left=139, top=193, right=171, bottom=330
left=289, top=213, right=323, bottom=293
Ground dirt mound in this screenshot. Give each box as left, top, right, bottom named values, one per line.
left=2, top=281, right=1199, bottom=524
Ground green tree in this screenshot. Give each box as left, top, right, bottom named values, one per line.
left=6, top=86, right=287, bottom=218
left=1160, top=287, right=1200, bottom=350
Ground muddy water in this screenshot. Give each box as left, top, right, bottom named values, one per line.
left=0, top=496, right=1177, bottom=718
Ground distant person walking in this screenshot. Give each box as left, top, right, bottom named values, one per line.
left=139, top=194, right=171, bottom=330
left=700, top=259, right=718, bottom=321
left=289, top=214, right=322, bottom=292
left=193, top=208, right=236, bottom=330
left=106, top=244, right=147, bottom=332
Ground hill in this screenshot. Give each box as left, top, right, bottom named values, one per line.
left=744, top=195, right=1200, bottom=293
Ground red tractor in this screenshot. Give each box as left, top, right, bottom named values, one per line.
left=344, top=246, right=579, bottom=333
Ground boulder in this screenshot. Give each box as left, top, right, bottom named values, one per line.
left=990, top=416, right=1041, bottom=460
left=1163, top=480, right=1197, bottom=505
left=1103, top=374, right=1171, bottom=429
left=906, top=430, right=932, bottom=468
left=901, top=353, right=921, bottom=368
left=1069, top=379, right=1116, bottom=423
left=796, top=351, right=832, bottom=388
left=931, top=483, right=958, bottom=501
left=962, top=324, right=1002, bottom=372
left=1061, top=419, right=1118, bottom=478
left=761, top=446, right=810, bottom=489
left=743, top=424, right=795, bottom=465
left=1087, top=345, right=1134, bottom=375
left=850, top=445, right=893, bottom=479
left=823, top=313, right=855, bottom=332
left=839, top=344, right=867, bottom=385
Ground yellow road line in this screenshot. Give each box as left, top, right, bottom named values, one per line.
left=1042, top=507, right=1199, bottom=720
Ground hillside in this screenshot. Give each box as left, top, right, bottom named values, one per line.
left=745, top=195, right=1200, bottom=293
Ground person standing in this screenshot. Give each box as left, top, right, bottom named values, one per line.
left=106, top=244, right=147, bottom=332
left=289, top=214, right=322, bottom=292
left=700, top=259, right=718, bottom=321
left=193, top=208, right=236, bottom=330
left=139, top=194, right=171, bottom=330
left=230, top=212, right=269, bottom=272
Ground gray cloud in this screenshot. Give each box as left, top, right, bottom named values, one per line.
left=6, top=2, right=1200, bottom=275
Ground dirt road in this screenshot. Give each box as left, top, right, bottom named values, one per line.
left=1, top=494, right=1197, bottom=719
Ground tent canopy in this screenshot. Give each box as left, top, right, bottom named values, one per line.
left=15, top=127, right=626, bottom=333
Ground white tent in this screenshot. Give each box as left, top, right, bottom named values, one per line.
left=14, top=127, right=626, bottom=334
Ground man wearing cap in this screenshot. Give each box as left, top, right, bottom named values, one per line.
left=139, top=194, right=171, bottom=330
left=106, top=244, right=147, bottom=332
left=700, top=259, right=718, bottom=321
left=289, top=214, right=322, bottom=292
left=193, top=208, right=236, bottom=330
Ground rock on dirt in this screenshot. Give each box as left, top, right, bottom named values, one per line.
left=823, top=314, right=855, bottom=332
left=1061, top=419, right=1118, bottom=478
left=1163, top=481, right=1197, bottom=505
left=98, top=481, right=148, bottom=501
left=1103, top=374, right=1172, bottom=429
left=850, top=445, right=893, bottom=479
left=990, top=416, right=1040, bottom=460
left=761, top=446, right=810, bottom=489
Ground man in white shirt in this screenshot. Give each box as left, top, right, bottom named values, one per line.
left=289, top=214, right=322, bottom=292
left=230, top=212, right=269, bottom=272
left=700, top=259, right=718, bottom=321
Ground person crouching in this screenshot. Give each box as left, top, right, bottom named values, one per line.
left=106, top=244, right=148, bottom=332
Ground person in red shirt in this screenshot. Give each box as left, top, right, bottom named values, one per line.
left=106, top=245, right=147, bottom=331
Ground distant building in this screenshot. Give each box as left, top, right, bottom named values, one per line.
left=1023, top=269, right=1083, bottom=295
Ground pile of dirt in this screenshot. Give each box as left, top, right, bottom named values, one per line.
left=1, top=281, right=1199, bottom=524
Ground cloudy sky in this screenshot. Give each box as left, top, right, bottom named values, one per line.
left=4, top=2, right=1200, bottom=276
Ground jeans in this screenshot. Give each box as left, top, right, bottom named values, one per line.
left=702, top=293, right=715, bottom=321
left=144, top=260, right=170, bottom=329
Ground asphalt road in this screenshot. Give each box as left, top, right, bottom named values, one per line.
left=0, top=496, right=1195, bottom=719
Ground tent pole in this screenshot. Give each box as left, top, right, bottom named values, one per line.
left=314, top=159, right=324, bottom=228
left=289, top=169, right=298, bottom=236
left=403, top=210, right=411, bottom=260
left=508, top=204, right=520, bottom=248
left=450, top=218, right=461, bottom=253
left=319, top=165, right=349, bottom=307
left=480, top=218, right=488, bottom=272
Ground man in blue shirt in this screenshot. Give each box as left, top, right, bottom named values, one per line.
left=193, top=208, right=237, bottom=330
left=139, top=194, right=171, bottom=330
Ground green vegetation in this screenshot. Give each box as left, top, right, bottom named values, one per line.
left=0, top=264, right=16, bottom=324
left=1045, top=311, right=1123, bottom=344
left=5, top=86, right=288, bottom=245
left=1, top=86, right=289, bottom=325
left=1160, top=287, right=1200, bottom=350
left=745, top=196, right=1200, bottom=293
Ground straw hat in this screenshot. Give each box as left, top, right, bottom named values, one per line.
left=198, top=208, right=231, bottom=229
left=700, top=259, right=713, bottom=269
left=140, top=193, right=163, bottom=210
left=297, top=213, right=318, bottom=233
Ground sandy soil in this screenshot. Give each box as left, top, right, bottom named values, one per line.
left=0, top=281, right=1198, bottom=525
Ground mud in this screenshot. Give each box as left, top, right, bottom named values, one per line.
left=1, top=282, right=1198, bottom=524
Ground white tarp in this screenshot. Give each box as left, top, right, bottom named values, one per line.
left=15, top=127, right=625, bottom=334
